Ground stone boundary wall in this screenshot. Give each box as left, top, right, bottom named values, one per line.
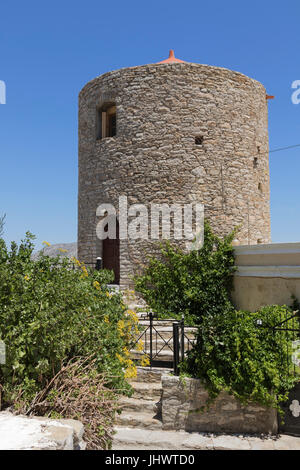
left=233, top=242, right=300, bottom=311
left=161, top=375, right=278, bottom=434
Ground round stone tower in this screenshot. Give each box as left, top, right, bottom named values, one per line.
left=78, top=50, right=271, bottom=287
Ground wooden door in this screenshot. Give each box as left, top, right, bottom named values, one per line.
left=102, top=221, right=120, bottom=284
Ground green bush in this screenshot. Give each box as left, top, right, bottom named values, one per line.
left=182, top=305, right=299, bottom=411
left=134, top=221, right=299, bottom=410
left=134, top=220, right=236, bottom=324
left=0, top=232, right=137, bottom=406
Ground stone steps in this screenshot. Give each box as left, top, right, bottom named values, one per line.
left=115, top=411, right=163, bottom=430
left=131, top=339, right=194, bottom=352
left=134, top=366, right=172, bottom=383
left=136, top=324, right=196, bottom=334
left=131, top=350, right=174, bottom=363
left=112, top=427, right=212, bottom=450
left=137, top=319, right=177, bottom=327
left=119, top=396, right=158, bottom=414
left=129, top=381, right=162, bottom=400
left=114, top=367, right=167, bottom=437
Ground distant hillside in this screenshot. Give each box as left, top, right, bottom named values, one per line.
left=32, top=242, right=77, bottom=260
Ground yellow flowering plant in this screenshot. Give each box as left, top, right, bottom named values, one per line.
left=0, top=232, right=138, bottom=406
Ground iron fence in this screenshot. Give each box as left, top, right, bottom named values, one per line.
left=132, top=311, right=195, bottom=375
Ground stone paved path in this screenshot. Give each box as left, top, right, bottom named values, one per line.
left=113, top=426, right=300, bottom=450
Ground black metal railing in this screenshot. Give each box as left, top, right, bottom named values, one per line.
left=132, top=311, right=195, bottom=375
left=256, top=310, right=300, bottom=436
left=173, top=317, right=195, bottom=375
left=256, top=310, right=300, bottom=379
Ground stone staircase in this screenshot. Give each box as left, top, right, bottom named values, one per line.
left=115, top=367, right=168, bottom=432
left=112, top=292, right=198, bottom=449
left=113, top=366, right=172, bottom=450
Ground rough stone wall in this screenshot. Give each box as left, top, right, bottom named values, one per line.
left=78, top=62, right=270, bottom=287
left=161, top=376, right=278, bottom=434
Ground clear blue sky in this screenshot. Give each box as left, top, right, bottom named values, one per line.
left=0, top=0, right=299, bottom=249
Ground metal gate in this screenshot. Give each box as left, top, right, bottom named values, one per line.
left=257, top=311, right=300, bottom=436
left=132, top=312, right=195, bottom=375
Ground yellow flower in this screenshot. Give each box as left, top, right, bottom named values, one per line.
left=116, top=353, right=123, bottom=363
left=126, top=309, right=138, bottom=321
left=137, top=340, right=144, bottom=352
left=125, top=364, right=137, bottom=379
left=81, top=265, right=88, bottom=277
left=42, top=241, right=51, bottom=247
left=116, top=350, right=138, bottom=378
left=106, top=291, right=111, bottom=298
left=140, top=355, right=150, bottom=367
left=93, top=280, right=100, bottom=290
left=24, top=275, right=30, bottom=281
left=104, top=315, right=109, bottom=324
left=71, top=257, right=81, bottom=267
left=117, top=319, right=125, bottom=335
left=59, top=248, right=67, bottom=253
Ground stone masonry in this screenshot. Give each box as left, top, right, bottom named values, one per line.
left=161, top=375, right=277, bottom=435
left=78, top=56, right=271, bottom=287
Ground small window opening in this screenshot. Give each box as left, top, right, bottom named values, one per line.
left=257, top=146, right=261, bottom=153
left=97, top=103, right=116, bottom=140
left=253, top=157, right=258, bottom=168
left=258, top=182, right=263, bottom=192
left=195, top=136, right=204, bottom=145
left=257, top=238, right=263, bottom=244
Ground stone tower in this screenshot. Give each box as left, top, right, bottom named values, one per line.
left=78, top=50, right=271, bottom=287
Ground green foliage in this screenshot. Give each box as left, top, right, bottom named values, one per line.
left=134, top=220, right=236, bottom=324
left=181, top=305, right=299, bottom=411
left=0, top=232, right=135, bottom=405
left=135, top=220, right=299, bottom=410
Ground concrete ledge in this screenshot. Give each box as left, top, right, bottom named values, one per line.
left=161, top=376, right=278, bottom=435
left=0, top=412, right=86, bottom=450
left=235, top=243, right=300, bottom=267
left=236, top=265, right=300, bottom=278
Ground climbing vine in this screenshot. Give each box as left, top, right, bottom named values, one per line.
left=135, top=220, right=237, bottom=325
left=181, top=305, right=299, bottom=411
left=135, top=220, right=299, bottom=410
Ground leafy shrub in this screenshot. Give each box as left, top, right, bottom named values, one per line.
left=134, top=220, right=236, bottom=324
left=182, top=305, right=299, bottom=411
left=135, top=221, right=299, bottom=411
left=0, top=232, right=138, bottom=408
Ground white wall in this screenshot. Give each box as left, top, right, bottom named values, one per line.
left=233, top=243, right=300, bottom=311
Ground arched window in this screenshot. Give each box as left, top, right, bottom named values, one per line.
left=96, top=102, right=116, bottom=140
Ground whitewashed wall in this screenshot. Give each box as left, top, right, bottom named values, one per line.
left=233, top=243, right=300, bottom=311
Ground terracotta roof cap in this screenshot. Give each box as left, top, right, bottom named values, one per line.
left=157, top=49, right=186, bottom=64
